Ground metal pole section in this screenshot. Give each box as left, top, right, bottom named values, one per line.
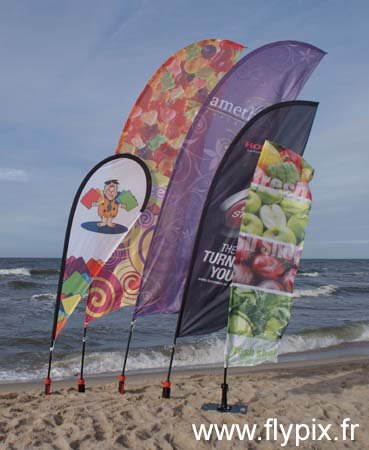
left=162, top=339, right=176, bottom=398
left=77, top=326, right=87, bottom=392
left=218, top=366, right=231, bottom=412
left=44, top=339, right=55, bottom=394
left=118, top=320, right=135, bottom=394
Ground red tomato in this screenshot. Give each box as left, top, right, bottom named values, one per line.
left=252, top=254, right=284, bottom=280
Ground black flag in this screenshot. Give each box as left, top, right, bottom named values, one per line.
left=177, top=101, right=318, bottom=337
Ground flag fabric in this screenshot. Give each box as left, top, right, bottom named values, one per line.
left=225, top=140, right=314, bottom=366
left=85, top=40, right=245, bottom=322
left=135, top=41, right=325, bottom=318
left=177, top=101, right=318, bottom=337
left=54, top=155, right=151, bottom=337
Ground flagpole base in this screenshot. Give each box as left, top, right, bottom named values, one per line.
left=202, top=402, right=248, bottom=414
left=217, top=405, right=232, bottom=412
left=44, top=378, right=52, bottom=395
left=162, top=380, right=171, bottom=399
left=202, top=379, right=247, bottom=414
left=77, top=378, right=85, bottom=393
left=118, top=375, right=126, bottom=394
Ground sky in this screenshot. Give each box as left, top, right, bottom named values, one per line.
left=1, top=0, right=368, bottom=258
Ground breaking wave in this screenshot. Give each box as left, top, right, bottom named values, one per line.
left=0, top=337, right=226, bottom=382
left=294, top=285, right=337, bottom=298
left=31, top=293, right=56, bottom=300
left=2, top=322, right=369, bottom=382
left=281, top=322, right=369, bottom=354
left=0, top=268, right=31, bottom=277
left=298, top=271, right=319, bottom=277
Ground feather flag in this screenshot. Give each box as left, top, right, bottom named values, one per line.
left=134, top=41, right=325, bottom=318
left=176, top=101, right=318, bottom=338
left=84, top=39, right=244, bottom=324
left=53, top=155, right=151, bottom=338
left=225, top=141, right=314, bottom=366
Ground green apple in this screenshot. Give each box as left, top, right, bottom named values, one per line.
left=260, top=204, right=286, bottom=229
left=280, top=198, right=310, bottom=218
left=255, top=187, right=283, bottom=205
left=245, top=189, right=262, bottom=214
left=287, top=214, right=308, bottom=244
left=263, top=226, right=297, bottom=245
left=241, top=212, right=264, bottom=235
left=228, top=311, right=253, bottom=336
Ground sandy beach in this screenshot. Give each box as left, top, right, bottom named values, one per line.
left=1, top=356, right=368, bottom=449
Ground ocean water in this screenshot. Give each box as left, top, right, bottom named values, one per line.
left=0, top=258, right=368, bottom=382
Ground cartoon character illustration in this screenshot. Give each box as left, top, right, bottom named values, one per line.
left=80, top=180, right=138, bottom=230
left=97, top=179, right=125, bottom=228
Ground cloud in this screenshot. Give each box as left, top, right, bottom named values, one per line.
left=0, top=168, right=28, bottom=182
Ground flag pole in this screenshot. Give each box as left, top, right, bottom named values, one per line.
left=162, top=340, right=176, bottom=398
left=44, top=234, right=70, bottom=395
left=217, top=366, right=231, bottom=412
left=77, top=326, right=88, bottom=392
left=118, top=319, right=135, bottom=394
left=44, top=339, right=55, bottom=395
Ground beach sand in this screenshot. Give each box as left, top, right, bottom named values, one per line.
left=1, top=356, right=368, bottom=449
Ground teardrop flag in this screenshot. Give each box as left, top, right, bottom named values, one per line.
left=135, top=41, right=325, bottom=318
left=53, top=155, right=151, bottom=339
left=176, top=101, right=318, bottom=338
left=225, top=140, right=313, bottom=366
left=85, top=39, right=245, bottom=324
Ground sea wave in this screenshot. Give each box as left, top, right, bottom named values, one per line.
left=0, top=268, right=31, bottom=277
left=31, top=268, right=59, bottom=276
left=294, top=285, right=337, bottom=298
left=65, top=337, right=226, bottom=378
left=0, top=337, right=226, bottom=381
left=31, top=293, right=56, bottom=300
left=7, top=280, right=46, bottom=289
left=1, top=322, right=369, bottom=382
left=339, top=285, right=369, bottom=294
left=280, top=322, right=369, bottom=354
left=298, top=271, right=319, bottom=277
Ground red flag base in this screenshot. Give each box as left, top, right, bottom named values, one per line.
left=44, top=378, right=51, bottom=395
left=118, top=375, right=126, bottom=394
left=77, top=378, right=85, bottom=392
left=162, top=380, right=171, bottom=399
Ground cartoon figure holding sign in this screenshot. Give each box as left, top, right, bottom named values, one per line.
left=97, top=179, right=125, bottom=228
left=80, top=180, right=138, bottom=232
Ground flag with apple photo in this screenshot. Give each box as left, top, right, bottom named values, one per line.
left=225, top=140, right=314, bottom=367
left=175, top=101, right=318, bottom=338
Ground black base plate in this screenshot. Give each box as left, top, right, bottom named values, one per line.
left=202, top=403, right=248, bottom=414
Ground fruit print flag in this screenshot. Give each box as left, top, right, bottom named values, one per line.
left=85, top=39, right=245, bottom=324
left=135, top=41, right=325, bottom=318
left=225, top=140, right=314, bottom=367
left=176, top=101, right=318, bottom=338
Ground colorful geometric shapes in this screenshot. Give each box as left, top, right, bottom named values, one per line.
left=62, top=271, right=89, bottom=296
left=116, top=190, right=138, bottom=212
left=81, top=188, right=102, bottom=209
left=86, top=258, right=104, bottom=277
left=61, top=294, right=82, bottom=316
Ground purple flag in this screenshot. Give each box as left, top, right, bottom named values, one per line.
left=134, top=41, right=325, bottom=318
